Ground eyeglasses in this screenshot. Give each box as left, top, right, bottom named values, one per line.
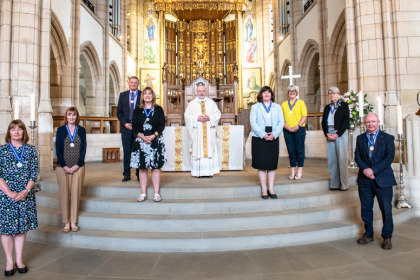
left=365, top=121, right=379, bottom=124
left=328, top=92, right=338, bottom=96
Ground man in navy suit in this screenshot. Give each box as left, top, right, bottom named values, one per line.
left=117, top=76, right=141, bottom=182
left=355, top=113, right=396, bottom=250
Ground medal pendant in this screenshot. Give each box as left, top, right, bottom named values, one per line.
left=267, top=114, right=270, bottom=118
left=370, top=146, right=374, bottom=151
left=131, top=100, right=134, bottom=103
left=146, top=118, right=150, bottom=121
left=70, top=143, right=75, bottom=148
left=290, top=111, right=293, bottom=114
left=17, top=162, right=22, bottom=168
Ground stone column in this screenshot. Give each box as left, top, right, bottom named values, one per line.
left=0, top=0, right=14, bottom=143
left=121, top=0, right=128, bottom=93
left=236, top=11, right=243, bottom=110
left=317, top=0, right=328, bottom=107
left=273, top=0, right=280, bottom=101
left=38, top=0, right=54, bottom=172
left=345, top=0, right=358, bottom=93
left=405, top=115, right=420, bottom=216
left=70, top=0, right=81, bottom=112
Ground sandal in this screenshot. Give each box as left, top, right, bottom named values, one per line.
left=137, top=194, right=147, bottom=202
left=154, top=194, right=162, bottom=202
left=295, top=172, right=303, bottom=180
left=288, top=171, right=296, bottom=180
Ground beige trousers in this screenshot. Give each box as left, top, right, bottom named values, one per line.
left=56, top=166, right=85, bottom=223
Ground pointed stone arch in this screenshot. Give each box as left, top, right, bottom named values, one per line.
left=278, top=59, right=292, bottom=104
left=109, top=60, right=121, bottom=108
left=299, top=39, right=320, bottom=112
left=50, top=10, right=71, bottom=116
left=268, top=72, right=275, bottom=93
left=327, top=9, right=347, bottom=94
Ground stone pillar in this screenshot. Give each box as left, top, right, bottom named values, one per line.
left=236, top=11, right=243, bottom=110
left=70, top=0, right=81, bottom=112
left=405, top=115, right=420, bottom=216
left=0, top=0, right=14, bottom=144
left=158, top=10, right=165, bottom=107
left=121, top=0, right=128, bottom=93
left=273, top=0, right=280, bottom=101
left=317, top=0, right=328, bottom=107
left=127, top=0, right=139, bottom=77
left=345, top=0, right=358, bottom=93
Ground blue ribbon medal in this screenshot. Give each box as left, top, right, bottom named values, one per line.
left=366, top=129, right=380, bottom=151
left=65, top=125, right=78, bottom=148
left=144, top=107, right=154, bottom=121
left=8, top=143, right=26, bottom=168
left=288, top=99, right=298, bottom=114
left=262, top=101, right=272, bottom=117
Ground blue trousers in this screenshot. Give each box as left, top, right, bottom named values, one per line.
left=358, top=180, right=394, bottom=239
left=283, top=127, right=306, bottom=168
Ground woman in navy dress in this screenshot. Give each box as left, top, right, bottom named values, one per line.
left=0, top=120, right=38, bottom=276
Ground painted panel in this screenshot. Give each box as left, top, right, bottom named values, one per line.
left=52, top=0, right=71, bottom=41
left=109, top=35, right=123, bottom=78
left=80, top=6, right=103, bottom=64
left=243, top=68, right=261, bottom=98
left=140, top=69, right=160, bottom=98
left=143, top=1, right=159, bottom=64
left=243, top=0, right=257, bottom=63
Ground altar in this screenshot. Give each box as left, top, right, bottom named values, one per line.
left=162, top=125, right=244, bottom=172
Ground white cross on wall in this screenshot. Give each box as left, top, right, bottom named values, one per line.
left=281, top=66, right=301, bottom=85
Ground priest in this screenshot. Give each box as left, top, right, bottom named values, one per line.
left=185, top=83, right=221, bottom=178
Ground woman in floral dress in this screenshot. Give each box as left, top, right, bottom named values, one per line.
left=0, top=120, right=38, bottom=276
left=131, top=87, right=167, bottom=202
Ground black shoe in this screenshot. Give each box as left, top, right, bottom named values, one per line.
left=122, top=176, right=131, bottom=182
left=15, top=263, right=27, bottom=274
left=267, top=190, right=277, bottom=199
left=137, top=176, right=139, bottom=181
left=4, top=268, right=14, bottom=277
left=329, top=188, right=340, bottom=191
left=208, top=176, right=213, bottom=178
left=261, top=194, right=269, bottom=199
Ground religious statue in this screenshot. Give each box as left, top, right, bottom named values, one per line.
left=246, top=37, right=257, bottom=63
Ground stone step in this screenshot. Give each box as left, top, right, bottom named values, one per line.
left=37, top=200, right=379, bottom=232
left=37, top=174, right=358, bottom=199
left=28, top=208, right=412, bottom=252
left=36, top=186, right=360, bottom=215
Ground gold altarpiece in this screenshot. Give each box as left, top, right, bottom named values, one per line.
left=153, top=0, right=246, bottom=125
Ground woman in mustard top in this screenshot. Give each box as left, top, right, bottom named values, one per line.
left=281, top=85, right=307, bottom=180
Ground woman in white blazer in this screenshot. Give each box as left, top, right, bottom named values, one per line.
left=250, top=86, right=285, bottom=199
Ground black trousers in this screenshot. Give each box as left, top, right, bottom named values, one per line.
left=121, top=131, right=139, bottom=177
left=358, top=180, right=394, bottom=239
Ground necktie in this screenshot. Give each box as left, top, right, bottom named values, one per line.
left=129, top=92, right=135, bottom=121
left=369, top=133, right=374, bottom=161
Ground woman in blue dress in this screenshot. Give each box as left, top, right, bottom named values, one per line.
left=0, top=120, right=38, bottom=276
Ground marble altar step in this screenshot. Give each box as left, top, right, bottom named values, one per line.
left=38, top=174, right=357, bottom=199
left=36, top=200, right=373, bottom=232
left=28, top=209, right=412, bottom=252
left=35, top=186, right=360, bottom=215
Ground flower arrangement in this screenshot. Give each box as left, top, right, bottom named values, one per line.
left=338, top=90, right=374, bottom=126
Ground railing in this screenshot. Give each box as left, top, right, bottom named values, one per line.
left=53, top=116, right=120, bottom=134
left=305, top=112, right=323, bottom=130
left=82, top=0, right=95, bottom=13
left=304, top=0, right=314, bottom=12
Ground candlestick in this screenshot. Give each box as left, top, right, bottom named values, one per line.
left=397, top=105, right=403, bottom=135
left=396, top=134, right=411, bottom=209
left=13, top=101, right=20, bottom=120
left=348, top=123, right=358, bottom=169
left=30, top=93, right=36, bottom=121
left=358, top=91, right=364, bottom=121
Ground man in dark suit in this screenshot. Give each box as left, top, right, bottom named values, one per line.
left=355, top=113, right=396, bottom=250
left=117, top=76, right=141, bottom=182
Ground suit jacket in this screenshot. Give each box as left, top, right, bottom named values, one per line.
left=321, top=101, right=349, bottom=137
left=250, top=102, right=285, bottom=139
left=354, top=130, right=397, bottom=188
left=117, top=90, right=141, bottom=134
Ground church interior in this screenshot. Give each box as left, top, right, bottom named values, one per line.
left=1, top=0, right=420, bottom=278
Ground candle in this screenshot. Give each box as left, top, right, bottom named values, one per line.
left=377, top=96, right=383, bottom=125
left=30, top=93, right=36, bottom=121
left=13, top=101, right=20, bottom=120
left=358, top=91, right=364, bottom=120
left=397, top=105, right=403, bottom=135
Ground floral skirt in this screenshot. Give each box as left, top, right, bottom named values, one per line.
left=130, top=135, right=167, bottom=169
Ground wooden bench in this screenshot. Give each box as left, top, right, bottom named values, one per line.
left=102, top=148, right=121, bottom=163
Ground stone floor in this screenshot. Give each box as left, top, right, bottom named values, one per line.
left=1, top=217, right=420, bottom=279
